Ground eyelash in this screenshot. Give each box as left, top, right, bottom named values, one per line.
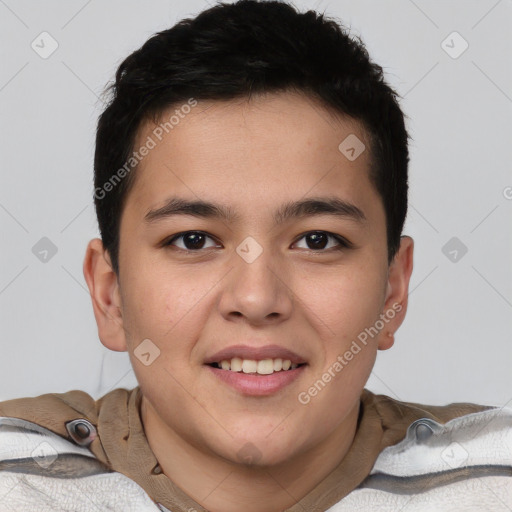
left=162, top=230, right=352, bottom=253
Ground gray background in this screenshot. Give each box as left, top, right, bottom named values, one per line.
left=0, top=0, right=511, bottom=406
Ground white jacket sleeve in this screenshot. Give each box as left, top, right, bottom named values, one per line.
left=0, top=416, right=172, bottom=512
left=330, top=406, right=512, bottom=511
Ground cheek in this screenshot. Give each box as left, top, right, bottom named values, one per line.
left=121, top=266, right=216, bottom=358
left=300, top=264, right=385, bottom=343
left=123, top=270, right=186, bottom=327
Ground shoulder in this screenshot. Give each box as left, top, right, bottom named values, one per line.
left=0, top=387, right=134, bottom=438
left=0, top=415, right=167, bottom=511
left=0, top=387, right=169, bottom=510
left=362, top=388, right=493, bottom=426
left=335, top=392, right=512, bottom=510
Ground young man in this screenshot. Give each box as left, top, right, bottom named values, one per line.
left=1, top=1, right=511, bottom=510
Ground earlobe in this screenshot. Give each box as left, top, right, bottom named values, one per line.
left=377, top=236, right=414, bottom=351
left=83, top=238, right=127, bottom=352
left=379, top=330, right=395, bottom=351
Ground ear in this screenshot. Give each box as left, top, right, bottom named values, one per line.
left=83, top=238, right=127, bottom=352
left=377, top=236, right=414, bottom=351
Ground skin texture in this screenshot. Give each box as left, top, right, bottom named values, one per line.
left=84, top=91, right=414, bottom=512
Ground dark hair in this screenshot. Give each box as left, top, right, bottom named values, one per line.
left=94, top=0, right=409, bottom=276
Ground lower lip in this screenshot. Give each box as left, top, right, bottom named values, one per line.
left=205, top=365, right=306, bottom=396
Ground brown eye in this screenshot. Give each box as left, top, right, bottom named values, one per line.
left=165, top=231, right=219, bottom=251
left=294, top=231, right=350, bottom=251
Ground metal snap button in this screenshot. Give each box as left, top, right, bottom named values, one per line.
left=65, top=418, right=97, bottom=447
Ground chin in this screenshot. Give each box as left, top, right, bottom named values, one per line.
left=211, top=424, right=307, bottom=468
left=227, top=442, right=298, bottom=468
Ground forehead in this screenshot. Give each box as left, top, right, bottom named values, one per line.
left=123, top=91, right=380, bottom=224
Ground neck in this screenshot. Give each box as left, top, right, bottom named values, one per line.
left=140, top=398, right=361, bottom=512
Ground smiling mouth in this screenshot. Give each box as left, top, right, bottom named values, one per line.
left=207, top=358, right=307, bottom=375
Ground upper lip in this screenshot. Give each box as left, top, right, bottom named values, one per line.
left=204, top=344, right=307, bottom=365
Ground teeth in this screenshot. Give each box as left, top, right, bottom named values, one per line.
left=242, top=359, right=257, bottom=374
left=231, top=357, right=243, bottom=372
left=257, top=359, right=274, bottom=375
left=216, top=358, right=302, bottom=375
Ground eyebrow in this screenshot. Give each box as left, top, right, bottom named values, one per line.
left=144, top=196, right=367, bottom=225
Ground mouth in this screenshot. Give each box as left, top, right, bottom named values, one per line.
left=203, top=344, right=308, bottom=396
left=207, top=358, right=307, bottom=375
left=204, top=345, right=308, bottom=396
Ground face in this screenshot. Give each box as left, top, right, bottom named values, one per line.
left=87, top=91, right=410, bottom=467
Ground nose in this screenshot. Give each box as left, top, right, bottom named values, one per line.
left=218, top=242, right=293, bottom=326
